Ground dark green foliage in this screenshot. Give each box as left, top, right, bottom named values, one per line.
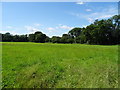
left=68, top=15, right=120, bottom=45
left=29, top=31, right=47, bottom=43
left=13, top=35, right=28, bottom=42
left=2, top=33, right=28, bottom=42
left=28, top=34, right=35, bottom=42
left=1, top=15, right=120, bottom=45
left=45, top=36, right=51, bottom=42
left=60, top=34, right=74, bottom=43
left=51, top=36, right=61, bottom=43
left=61, top=34, right=69, bottom=43
left=34, top=32, right=47, bottom=43
left=68, top=27, right=82, bottom=38
left=2, top=33, right=13, bottom=42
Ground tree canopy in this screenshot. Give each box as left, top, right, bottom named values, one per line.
left=1, top=15, right=120, bottom=45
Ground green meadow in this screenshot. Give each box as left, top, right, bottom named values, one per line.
left=2, top=42, right=118, bottom=88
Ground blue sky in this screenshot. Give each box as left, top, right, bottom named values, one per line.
left=1, top=2, right=118, bottom=37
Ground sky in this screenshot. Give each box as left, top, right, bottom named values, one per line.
left=1, top=2, right=118, bottom=37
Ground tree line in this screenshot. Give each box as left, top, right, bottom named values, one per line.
left=1, top=15, right=120, bottom=45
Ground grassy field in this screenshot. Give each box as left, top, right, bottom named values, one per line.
left=2, top=42, right=118, bottom=88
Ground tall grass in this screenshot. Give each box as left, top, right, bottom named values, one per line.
left=2, top=42, right=118, bottom=88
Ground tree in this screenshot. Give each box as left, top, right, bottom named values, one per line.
left=51, top=36, right=61, bottom=43
left=35, top=33, right=46, bottom=43
left=45, top=36, right=51, bottom=42
left=61, top=34, right=70, bottom=43
left=13, top=35, right=28, bottom=42
left=2, top=32, right=13, bottom=42
left=68, top=28, right=82, bottom=43
left=68, top=28, right=82, bottom=38
left=28, top=34, right=35, bottom=42
left=34, top=31, right=47, bottom=43
left=28, top=31, right=47, bottom=43
left=1, top=15, right=120, bottom=45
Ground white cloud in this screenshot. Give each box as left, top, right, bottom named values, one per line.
left=98, top=15, right=113, bottom=19
left=59, top=25, right=74, bottom=30
left=71, top=6, right=117, bottom=24
left=2, top=24, right=74, bottom=37
left=47, top=25, right=73, bottom=31
left=82, top=25, right=88, bottom=28
left=45, top=24, right=74, bottom=37
left=0, top=30, right=19, bottom=35
left=6, top=26, right=13, bottom=29
left=64, top=32, right=68, bottom=34
left=33, top=23, right=42, bottom=27
left=24, top=26, right=41, bottom=33
left=88, top=18, right=94, bottom=23
left=45, top=25, right=74, bottom=36
left=76, top=1, right=85, bottom=5
left=47, top=27, right=55, bottom=30
left=86, top=9, right=92, bottom=12
left=1, top=26, right=21, bottom=35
